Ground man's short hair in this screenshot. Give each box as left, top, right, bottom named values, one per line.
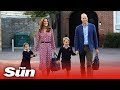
left=81, top=13, right=88, bottom=17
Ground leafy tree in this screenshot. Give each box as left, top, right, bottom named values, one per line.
left=24, top=11, right=60, bottom=29
left=24, top=11, right=59, bottom=17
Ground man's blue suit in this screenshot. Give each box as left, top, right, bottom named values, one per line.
left=74, top=23, right=98, bottom=53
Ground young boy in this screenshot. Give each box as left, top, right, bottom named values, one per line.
left=57, top=36, right=76, bottom=77
left=20, top=42, right=36, bottom=69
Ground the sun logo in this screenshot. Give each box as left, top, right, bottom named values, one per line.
left=3, top=67, right=35, bottom=77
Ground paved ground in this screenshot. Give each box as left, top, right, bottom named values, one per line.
left=0, top=48, right=120, bottom=79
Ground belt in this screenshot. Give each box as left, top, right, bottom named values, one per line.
left=41, top=42, right=50, bottom=43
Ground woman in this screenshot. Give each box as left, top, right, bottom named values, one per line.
left=34, top=17, right=56, bottom=76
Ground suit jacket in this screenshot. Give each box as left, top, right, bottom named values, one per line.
left=74, top=23, right=98, bottom=52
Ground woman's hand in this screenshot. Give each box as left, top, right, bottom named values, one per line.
left=56, top=60, right=60, bottom=64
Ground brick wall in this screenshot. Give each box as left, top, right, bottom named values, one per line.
left=1, top=17, right=58, bottom=49
left=60, top=11, right=72, bottom=45
left=1, top=18, right=41, bottom=48
left=96, top=11, right=113, bottom=47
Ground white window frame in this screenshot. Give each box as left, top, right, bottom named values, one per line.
left=113, top=11, right=120, bottom=33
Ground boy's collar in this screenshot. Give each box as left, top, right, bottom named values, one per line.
left=63, top=45, right=70, bottom=47
left=24, top=49, right=30, bottom=52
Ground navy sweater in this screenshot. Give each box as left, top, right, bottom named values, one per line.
left=57, top=46, right=76, bottom=61
left=22, top=50, right=34, bottom=61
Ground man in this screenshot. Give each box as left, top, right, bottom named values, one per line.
left=74, top=13, right=99, bottom=78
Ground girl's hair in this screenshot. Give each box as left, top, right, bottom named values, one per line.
left=23, top=42, right=29, bottom=47
left=39, top=17, right=51, bottom=32
left=63, top=37, right=70, bottom=42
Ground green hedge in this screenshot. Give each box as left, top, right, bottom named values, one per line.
left=103, top=33, right=120, bottom=48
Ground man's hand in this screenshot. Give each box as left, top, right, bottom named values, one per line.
left=75, top=51, right=79, bottom=55
left=96, top=49, right=99, bottom=54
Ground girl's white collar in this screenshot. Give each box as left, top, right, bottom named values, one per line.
left=24, top=49, right=30, bottom=52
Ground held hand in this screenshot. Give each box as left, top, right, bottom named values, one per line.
left=31, top=55, right=33, bottom=58
left=96, top=49, right=99, bottom=54
left=33, top=54, right=36, bottom=57
left=56, top=60, right=60, bottom=64
left=75, top=51, right=79, bottom=55
left=34, top=52, right=37, bottom=56
left=53, top=49, right=57, bottom=54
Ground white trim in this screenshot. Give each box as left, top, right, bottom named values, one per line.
left=1, top=11, right=31, bottom=18
left=113, top=11, right=116, bottom=33
left=113, top=11, right=120, bottom=33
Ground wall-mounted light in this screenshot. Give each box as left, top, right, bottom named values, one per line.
left=99, top=21, right=102, bottom=26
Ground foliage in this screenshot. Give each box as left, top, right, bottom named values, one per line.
left=103, top=32, right=120, bottom=48
left=24, top=11, right=59, bottom=17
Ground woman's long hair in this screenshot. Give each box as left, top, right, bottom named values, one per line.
left=39, top=17, right=51, bottom=32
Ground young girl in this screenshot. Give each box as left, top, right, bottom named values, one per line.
left=20, top=42, right=36, bottom=69
left=57, top=36, right=76, bottom=77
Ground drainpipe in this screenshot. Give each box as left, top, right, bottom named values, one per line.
left=0, top=11, right=2, bottom=52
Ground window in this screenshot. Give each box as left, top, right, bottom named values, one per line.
left=116, top=11, right=120, bottom=24
left=114, top=11, right=120, bottom=32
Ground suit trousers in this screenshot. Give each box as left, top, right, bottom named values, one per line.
left=79, top=45, right=93, bottom=78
